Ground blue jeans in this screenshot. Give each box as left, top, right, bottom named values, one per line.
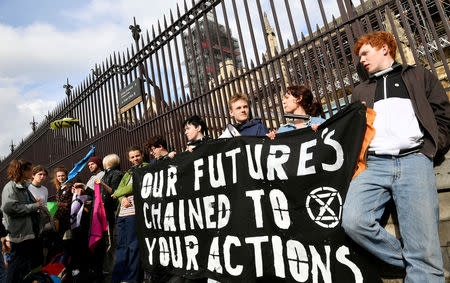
left=342, top=153, right=444, bottom=282
left=111, top=215, right=141, bottom=283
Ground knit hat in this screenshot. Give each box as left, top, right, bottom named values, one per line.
left=88, top=156, right=103, bottom=170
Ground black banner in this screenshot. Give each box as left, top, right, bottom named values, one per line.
left=134, top=102, right=380, bottom=282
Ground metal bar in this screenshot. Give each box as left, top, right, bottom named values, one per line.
left=385, top=6, right=408, bottom=64
left=432, top=0, right=450, bottom=43
left=113, top=52, right=123, bottom=124
left=231, top=0, right=249, bottom=70
left=165, top=30, right=185, bottom=151
left=144, top=32, right=157, bottom=120
left=316, top=27, right=342, bottom=112
left=395, top=0, right=420, bottom=64
left=147, top=38, right=164, bottom=137
left=332, top=17, right=357, bottom=91
left=218, top=0, right=237, bottom=97
left=243, top=0, right=261, bottom=66
left=419, top=0, right=450, bottom=78
left=200, top=12, right=220, bottom=134
left=153, top=40, right=170, bottom=138
left=185, top=18, right=207, bottom=121
left=105, top=59, right=115, bottom=127
left=268, top=0, right=292, bottom=88
left=405, top=0, right=437, bottom=75
left=318, top=0, right=350, bottom=105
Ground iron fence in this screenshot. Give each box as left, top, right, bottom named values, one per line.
left=0, top=0, right=449, bottom=193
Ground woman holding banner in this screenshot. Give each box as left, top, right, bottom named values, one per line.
left=267, top=85, right=325, bottom=139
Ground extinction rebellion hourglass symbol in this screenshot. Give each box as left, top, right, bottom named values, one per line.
left=305, top=187, right=342, bottom=228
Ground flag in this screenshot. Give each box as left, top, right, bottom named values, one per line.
left=63, top=145, right=95, bottom=185
left=46, top=202, right=58, bottom=218
left=50, top=117, right=79, bottom=130
left=89, top=183, right=108, bottom=252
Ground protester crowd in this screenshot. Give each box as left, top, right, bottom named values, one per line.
left=0, top=31, right=449, bottom=283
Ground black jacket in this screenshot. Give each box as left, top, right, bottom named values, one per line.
left=353, top=64, right=450, bottom=164
left=101, top=165, right=124, bottom=223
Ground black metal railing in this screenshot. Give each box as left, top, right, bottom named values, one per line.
left=0, top=0, right=448, bottom=192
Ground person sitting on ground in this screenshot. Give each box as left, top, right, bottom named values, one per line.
left=1, top=160, right=42, bottom=283
left=221, top=93, right=269, bottom=137
left=267, top=85, right=325, bottom=139
left=144, top=136, right=176, bottom=165
left=183, top=115, right=210, bottom=151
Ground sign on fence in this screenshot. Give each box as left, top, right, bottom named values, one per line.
left=118, top=78, right=143, bottom=114
left=133, top=102, right=379, bottom=282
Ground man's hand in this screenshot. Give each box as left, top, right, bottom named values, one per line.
left=168, top=151, right=177, bottom=158
left=121, top=197, right=132, bottom=208
left=94, top=178, right=102, bottom=185
left=73, top=183, right=86, bottom=196
left=311, top=124, right=320, bottom=132
left=266, top=130, right=277, bottom=140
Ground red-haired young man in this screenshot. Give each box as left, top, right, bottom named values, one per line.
left=342, top=31, right=450, bottom=282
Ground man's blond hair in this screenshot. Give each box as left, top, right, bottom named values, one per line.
left=228, top=93, right=249, bottom=110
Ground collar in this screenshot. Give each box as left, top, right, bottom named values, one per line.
left=130, top=162, right=148, bottom=171
left=234, top=118, right=261, bottom=130
left=31, top=182, right=41, bottom=188
left=285, top=115, right=312, bottom=126
left=187, top=136, right=210, bottom=146
left=14, top=181, right=28, bottom=189
left=369, top=61, right=402, bottom=79
left=158, top=153, right=171, bottom=160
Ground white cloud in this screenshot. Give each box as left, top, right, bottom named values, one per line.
left=0, top=86, right=56, bottom=159
left=0, top=0, right=181, bottom=159
left=0, top=0, right=342, bottom=159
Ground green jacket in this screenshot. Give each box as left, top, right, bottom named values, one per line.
left=114, top=162, right=148, bottom=214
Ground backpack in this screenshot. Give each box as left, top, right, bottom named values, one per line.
left=40, top=252, right=67, bottom=282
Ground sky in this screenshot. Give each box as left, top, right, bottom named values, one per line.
left=0, top=0, right=344, bottom=160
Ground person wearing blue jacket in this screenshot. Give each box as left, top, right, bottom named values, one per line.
left=222, top=93, right=269, bottom=137
left=267, top=85, right=325, bottom=140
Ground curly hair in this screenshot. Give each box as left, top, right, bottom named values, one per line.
left=7, top=160, right=32, bottom=183
left=286, top=85, right=325, bottom=118
left=144, top=136, right=167, bottom=151
left=53, top=166, right=69, bottom=190
left=353, top=31, right=397, bottom=59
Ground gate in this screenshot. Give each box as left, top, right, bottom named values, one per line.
left=0, top=0, right=449, bottom=190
